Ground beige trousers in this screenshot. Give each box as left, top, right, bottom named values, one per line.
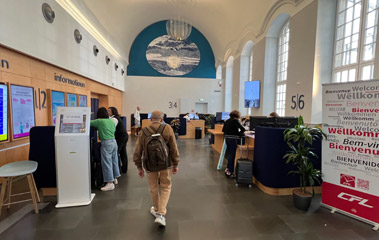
left=147, top=168, right=172, bottom=215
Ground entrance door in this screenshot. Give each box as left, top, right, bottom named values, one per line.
left=195, top=102, right=208, bottom=114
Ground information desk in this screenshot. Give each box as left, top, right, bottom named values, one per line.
left=207, top=124, right=224, bottom=153
left=141, top=119, right=205, bottom=139
left=179, top=120, right=205, bottom=139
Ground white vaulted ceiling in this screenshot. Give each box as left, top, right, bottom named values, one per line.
left=78, top=0, right=308, bottom=65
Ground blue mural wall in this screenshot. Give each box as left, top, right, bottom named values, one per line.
left=128, top=21, right=216, bottom=78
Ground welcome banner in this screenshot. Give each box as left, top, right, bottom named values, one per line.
left=322, top=80, right=379, bottom=229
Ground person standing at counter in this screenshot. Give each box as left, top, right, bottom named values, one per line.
left=183, top=113, right=191, bottom=122
left=135, top=106, right=141, bottom=136
left=108, top=106, right=129, bottom=173
left=91, top=107, right=120, bottom=191
left=222, top=110, right=245, bottom=177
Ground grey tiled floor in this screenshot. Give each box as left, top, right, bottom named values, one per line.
left=0, top=136, right=378, bottom=239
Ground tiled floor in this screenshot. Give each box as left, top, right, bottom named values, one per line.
left=0, top=136, right=378, bottom=239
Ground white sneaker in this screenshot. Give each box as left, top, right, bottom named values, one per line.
left=114, top=179, right=118, bottom=185
left=150, top=206, right=158, bottom=218
left=154, top=214, right=166, bottom=227
left=101, top=183, right=115, bottom=191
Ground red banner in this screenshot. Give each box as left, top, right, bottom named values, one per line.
left=322, top=182, right=379, bottom=223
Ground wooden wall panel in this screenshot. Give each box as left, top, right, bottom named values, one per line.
left=0, top=46, right=123, bottom=167
left=2, top=72, right=31, bottom=86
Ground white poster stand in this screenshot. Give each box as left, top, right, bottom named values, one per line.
left=54, top=107, right=95, bottom=208
left=322, top=80, right=379, bottom=230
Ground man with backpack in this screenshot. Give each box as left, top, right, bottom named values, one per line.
left=133, top=110, right=179, bottom=227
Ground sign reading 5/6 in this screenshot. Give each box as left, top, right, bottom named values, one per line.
left=291, top=94, right=304, bottom=110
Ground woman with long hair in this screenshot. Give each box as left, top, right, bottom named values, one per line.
left=90, top=107, right=120, bottom=191
left=108, top=106, right=129, bottom=173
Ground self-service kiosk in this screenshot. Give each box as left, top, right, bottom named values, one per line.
left=55, top=107, right=95, bottom=208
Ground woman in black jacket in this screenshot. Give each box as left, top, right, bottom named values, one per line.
left=222, top=110, right=245, bottom=177
left=108, top=107, right=129, bottom=173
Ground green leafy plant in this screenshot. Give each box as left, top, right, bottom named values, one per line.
left=205, top=114, right=214, bottom=129
left=170, top=119, right=181, bottom=133
left=283, top=116, right=327, bottom=195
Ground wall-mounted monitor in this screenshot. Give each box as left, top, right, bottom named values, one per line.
left=147, top=112, right=152, bottom=119
left=244, top=81, right=260, bottom=108
left=78, top=95, right=87, bottom=107
left=51, top=90, right=65, bottom=125
left=67, top=93, right=77, bottom=107
left=10, top=84, right=35, bottom=139
left=221, top=112, right=230, bottom=121
left=0, top=84, right=8, bottom=142
left=216, top=112, right=230, bottom=122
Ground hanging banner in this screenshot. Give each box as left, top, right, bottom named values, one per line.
left=322, top=80, right=379, bottom=228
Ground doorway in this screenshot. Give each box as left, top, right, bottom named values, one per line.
left=195, top=102, right=208, bottom=114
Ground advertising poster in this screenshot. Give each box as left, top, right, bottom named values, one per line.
left=67, top=93, right=77, bottom=107
left=52, top=91, right=65, bottom=126
left=322, top=80, right=379, bottom=227
left=0, top=84, right=8, bottom=142
left=11, top=85, right=35, bottom=139
left=78, top=95, right=87, bottom=107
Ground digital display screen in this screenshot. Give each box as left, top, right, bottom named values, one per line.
left=67, top=93, right=77, bottom=107
left=244, top=81, right=260, bottom=108
left=11, top=85, right=35, bottom=139
left=59, top=113, right=87, bottom=134
left=52, top=91, right=65, bottom=126
left=221, top=112, right=230, bottom=121
left=148, top=113, right=152, bottom=119
left=78, top=95, right=87, bottom=107
left=0, top=84, right=8, bottom=142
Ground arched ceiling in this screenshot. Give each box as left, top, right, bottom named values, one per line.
left=80, top=0, right=304, bottom=65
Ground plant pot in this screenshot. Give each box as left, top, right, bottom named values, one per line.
left=293, top=189, right=312, bottom=211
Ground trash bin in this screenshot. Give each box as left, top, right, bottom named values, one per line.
left=195, top=127, right=202, bottom=139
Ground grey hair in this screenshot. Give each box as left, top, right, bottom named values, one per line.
left=151, top=111, right=163, bottom=121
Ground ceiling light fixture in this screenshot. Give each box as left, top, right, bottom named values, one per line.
left=56, top=0, right=122, bottom=60
left=42, top=3, right=55, bottom=23
left=166, top=19, right=192, bottom=41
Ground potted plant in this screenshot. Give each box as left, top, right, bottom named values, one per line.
left=283, top=116, right=326, bottom=211
left=170, top=119, right=181, bottom=139
left=204, top=114, right=214, bottom=134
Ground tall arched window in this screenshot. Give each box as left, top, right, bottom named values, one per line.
left=275, top=21, right=290, bottom=117
left=216, top=65, right=222, bottom=79
left=249, top=51, right=253, bottom=81
left=225, top=56, right=234, bottom=112
left=333, top=0, right=379, bottom=82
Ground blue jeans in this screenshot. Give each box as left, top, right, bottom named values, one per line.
left=225, top=138, right=238, bottom=173
left=101, top=139, right=120, bottom=182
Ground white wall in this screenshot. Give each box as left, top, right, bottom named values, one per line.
left=123, top=76, right=223, bottom=130
left=0, top=0, right=126, bottom=91
left=285, top=1, right=318, bottom=122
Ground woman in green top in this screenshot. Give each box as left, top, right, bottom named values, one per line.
left=90, top=107, right=120, bottom=191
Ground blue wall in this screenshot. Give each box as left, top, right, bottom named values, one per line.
left=128, top=21, right=216, bottom=78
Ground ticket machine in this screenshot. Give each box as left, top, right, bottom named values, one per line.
left=54, top=107, right=95, bottom=208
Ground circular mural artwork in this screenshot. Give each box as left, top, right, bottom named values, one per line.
left=146, top=35, right=200, bottom=76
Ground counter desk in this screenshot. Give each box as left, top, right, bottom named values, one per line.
left=142, top=119, right=205, bottom=139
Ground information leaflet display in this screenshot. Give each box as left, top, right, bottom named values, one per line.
left=11, top=85, right=35, bottom=139
left=55, top=107, right=94, bottom=208
left=52, top=91, right=65, bottom=125
left=322, top=80, right=379, bottom=229
left=0, top=84, right=8, bottom=142
left=78, top=95, right=87, bottom=107
left=67, top=93, right=77, bottom=107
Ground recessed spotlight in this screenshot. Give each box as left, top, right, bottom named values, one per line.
left=105, top=56, right=110, bottom=65
left=74, top=29, right=82, bottom=44
left=115, top=63, right=118, bottom=71
left=121, top=69, right=125, bottom=75
left=93, top=45, right=99, bottom=56
left=42, top=3, right=55, bottom=23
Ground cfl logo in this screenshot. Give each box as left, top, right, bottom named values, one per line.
left=337, top=192, right=374, bottom=208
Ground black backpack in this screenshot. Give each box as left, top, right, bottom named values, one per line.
left=142, top=124, right=170, bottom=172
